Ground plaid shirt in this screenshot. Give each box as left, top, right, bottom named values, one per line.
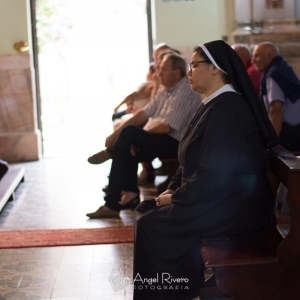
left=142, top=77, right=201, bottom=141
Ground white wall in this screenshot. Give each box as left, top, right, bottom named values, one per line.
left=0, top=0, right=30, bottom=55
left=152, top=0, right=235, bottom=48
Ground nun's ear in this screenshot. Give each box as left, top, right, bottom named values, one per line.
left=211, top=65, right=220, bottom=76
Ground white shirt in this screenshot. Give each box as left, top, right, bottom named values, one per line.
left=143, top=77, right=201, bottom=141
left=263, top=78, right=300, bottom=126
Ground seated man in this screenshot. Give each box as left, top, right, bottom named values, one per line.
left=232, top=44, right=261, bottom=95
left=252, top=42, right=300, bottom=150
left=114, top=44, right=181, bottom=186
left=86, top=53, right=202, bottom=218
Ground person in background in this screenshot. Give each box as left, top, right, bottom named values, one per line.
left=252, top=41, right=300, bottom=150
left=252, top=41, right=300, bottom=216
left=86, top=53, right=201, bottom=218
left=232, top=43, right=262, bottom=95
left=112, top=63, right=155, bottom=130
left=150, top=43, right=182, bottom=102
left=137, top=46, right=183, bottom=186
left=133, top=40, right=279, bottom=300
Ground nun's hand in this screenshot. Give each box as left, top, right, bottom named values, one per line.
left=155, top=194, right=172, bottom=206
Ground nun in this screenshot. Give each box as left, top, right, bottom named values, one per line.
left=133, top=40, right=279, bottom=300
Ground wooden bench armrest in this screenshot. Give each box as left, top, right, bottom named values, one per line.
left=267, top=145, right=300, bottom=189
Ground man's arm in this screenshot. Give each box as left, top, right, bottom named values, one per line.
left=105, top=110, right=149, bottom=147
left=113, top=83, right=152, bottom=112
left=269, top=101, right=283, bottom=136
left=266, top=78, right=284, bottom=137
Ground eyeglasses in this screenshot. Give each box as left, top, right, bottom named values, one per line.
left=188, top=60, right=208, bottom=72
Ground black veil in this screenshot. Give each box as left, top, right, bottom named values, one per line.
left=201, top=40, right=279, bottom=149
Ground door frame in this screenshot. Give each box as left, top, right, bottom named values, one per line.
left=29, top=0, right=44, bottom=153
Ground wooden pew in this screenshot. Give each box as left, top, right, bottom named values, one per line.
left=0, top=164, right=25, bottom=212
left=200, top=145, right=300, bottom=300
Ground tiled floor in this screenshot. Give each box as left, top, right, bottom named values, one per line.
left=0, top=244, right=133, bottom=300
left=0, top=158, right=137, bottom=231
left=0, top=158, right=157, bottom=300
left=0, top=159, right=231, bottom=300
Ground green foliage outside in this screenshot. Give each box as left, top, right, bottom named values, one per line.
left=35, top=0, right=72, bottom=53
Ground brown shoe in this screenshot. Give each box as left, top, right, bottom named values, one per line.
left=88, top=150, right=111, bottom=165
left=86, top=206, right=119, bottom=218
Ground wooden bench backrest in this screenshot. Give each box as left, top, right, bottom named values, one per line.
left=200, top=145, right=300, bottom=299
left=267, top=145, right=300, bottom=266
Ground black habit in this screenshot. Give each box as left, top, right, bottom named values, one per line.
left=133, top=92, right=275, bottom=300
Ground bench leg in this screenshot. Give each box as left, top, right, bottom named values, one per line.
left=200, top=270, right=229, bottom=299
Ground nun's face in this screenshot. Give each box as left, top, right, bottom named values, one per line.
left=187, top=52, right=213, bottom=95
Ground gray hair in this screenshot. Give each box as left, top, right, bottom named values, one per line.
left=163, top=53, right=187, bottom=78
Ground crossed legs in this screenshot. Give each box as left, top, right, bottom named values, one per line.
left=87, top=125, right=179, bottom=218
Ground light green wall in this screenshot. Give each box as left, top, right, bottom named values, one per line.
left=153, top=0, right=235, bottom=47
left=0, top=0, right=30, bottom=55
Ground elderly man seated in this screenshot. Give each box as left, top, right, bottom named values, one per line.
left=86, top=53, right=202, bottom=218
left=252, top=42, right=300, bottom=151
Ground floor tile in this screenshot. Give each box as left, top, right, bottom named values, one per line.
left=0, top=158, right=138, bottom=299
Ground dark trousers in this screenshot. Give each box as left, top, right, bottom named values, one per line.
left=104, top=125, right=179, bottom=211
left=112, top=110, right=127, bottom=121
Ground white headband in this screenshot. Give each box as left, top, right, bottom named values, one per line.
left=199, top=44, right=228, bottom=75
